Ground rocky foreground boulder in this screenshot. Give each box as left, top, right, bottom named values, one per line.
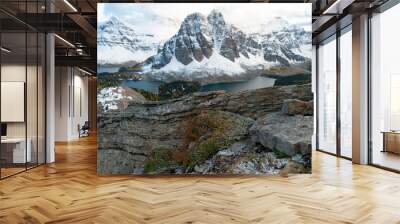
left=97, top=84, right=313, bottom=175
left=250, top=112, right=313, bottom=157
left=281, top=99, right=313, bottom=116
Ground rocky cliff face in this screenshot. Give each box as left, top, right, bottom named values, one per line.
left=97, top=84, right=313, bottom=175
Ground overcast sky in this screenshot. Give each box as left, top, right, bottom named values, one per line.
left=98, top=3, right=311, bottom=34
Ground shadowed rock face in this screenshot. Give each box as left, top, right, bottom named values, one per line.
left=220, top=37, right=239, bottom=62
left=97, top=84, right=312, bottom=175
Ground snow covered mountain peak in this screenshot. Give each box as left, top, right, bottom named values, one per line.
left=178, top=12, right=209, bottom=36
left=99, top=16, right=134, bottom=35
left=244, top=17, right=292, bottom=35
left=266, top=17, right=290, bottom=32
left=184, top=12, right=206, bottom=22
left=207, top=10, right=226, bottom=27
left=98, top=16, right=160, bottom=65
left=107, top=16, right=125, bottom=27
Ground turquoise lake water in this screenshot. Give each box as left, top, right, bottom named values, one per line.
left=99, top=66, right=276, bottom=93
left=122, top=76, right=275, bottom=94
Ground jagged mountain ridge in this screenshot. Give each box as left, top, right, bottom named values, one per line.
left=140, top=10, right=310, bottom=81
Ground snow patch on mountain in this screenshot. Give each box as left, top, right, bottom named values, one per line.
left=236, top=53, right=274, bottom=69
left=98, top=87, right=132, bottom=111
left=145, top=52, right=245, bottom=77
left=97, top=45, right=154, bottom=65
left=292, top=45, right=312, bottom=59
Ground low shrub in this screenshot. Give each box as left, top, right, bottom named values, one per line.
left=130, top=87, right=160, bottom=101
left=190, top=137, right=232, bottom=167
left=158, top=81, right=200, bottom=100
left=272, top=148, right=290, bottom=159
left=182, top=111, right=234, bottom=168
left=143, top=147, right=175, bottom=173
left=97, top=76, right=121, bottom=89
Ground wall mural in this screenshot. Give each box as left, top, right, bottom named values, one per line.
left=97, top=3, right=313, bottom=175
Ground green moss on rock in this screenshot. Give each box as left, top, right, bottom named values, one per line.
left=144, top=147, right=176, bottom=173
left=183, top=110, right=252, bottom=169
left=190, top=137, right=232, bottom=167
left=273, top=148, right=291, bottom=159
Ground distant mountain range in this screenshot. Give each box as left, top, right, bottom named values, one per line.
left=97, top=10, right=311, bottom=83
left=97, top=16, right=164, bottom=65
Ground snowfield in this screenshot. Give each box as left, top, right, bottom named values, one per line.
left=236, top=53, right=275, bottom=69
left=144, top=52, right=276, bottom=77
left=98, top=87, right=133, bottom=111
left=150, top=53, right=246, bottom=75
left=97, top=45, right=156, bottom=65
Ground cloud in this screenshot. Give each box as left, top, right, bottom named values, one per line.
left=98, top=3, right=311, bottom=32
left=98, top=3, right=110, bottom=23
